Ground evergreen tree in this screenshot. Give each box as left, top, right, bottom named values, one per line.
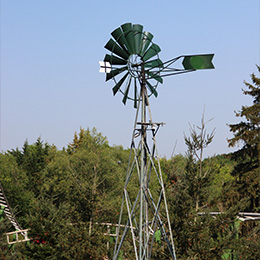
left=227, top=65, right=260, bottom=211
left=168, top=114, right=229, bottom=259
left=228, top=65, right=260, bottom=156
left=9, top=138, right=51, bottom=197
left=184, top=112, right=215, bottom=212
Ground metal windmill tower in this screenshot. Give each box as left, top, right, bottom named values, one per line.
left=100, top=23, right=214, bottom=260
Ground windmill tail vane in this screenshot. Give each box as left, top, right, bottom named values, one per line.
left=99, top=22, right=214, bottom=259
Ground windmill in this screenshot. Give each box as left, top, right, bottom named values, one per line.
left=100, top=22, right=214, bottom=260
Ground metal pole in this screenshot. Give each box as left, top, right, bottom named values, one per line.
left=139, top=65, right=146, bottom=259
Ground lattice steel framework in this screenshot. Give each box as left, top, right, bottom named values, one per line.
left=100, top=22, right=214, bottom=260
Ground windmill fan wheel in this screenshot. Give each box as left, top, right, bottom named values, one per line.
left=104, top=23, right=163, bottom=107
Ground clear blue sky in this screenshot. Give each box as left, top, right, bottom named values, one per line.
left=1, top=0, right=260, bottom=158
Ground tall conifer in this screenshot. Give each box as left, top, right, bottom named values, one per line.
left=228, top=65, right=260, bottom=211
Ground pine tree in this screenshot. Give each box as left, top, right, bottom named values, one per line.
left=227, top=65, right=260, bottom=211
left=184, top=111, right=215, bottom=212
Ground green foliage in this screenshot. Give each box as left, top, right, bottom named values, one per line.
left=166, top=113, right=255, bottom=260
left=184, top=112, right=215, bottom=211
left=8, top=137, right=51, bottom=198
left=0, top=153, right=33, bottom=227
left=0, top=129, right=123, bottom=259
left=228, top=65, right=260, bottom=152
left=233, top=222, right=260, bottom=259
left=0, top=84, right=259, bottom=260
left=205, top=155, right=235, bottom=208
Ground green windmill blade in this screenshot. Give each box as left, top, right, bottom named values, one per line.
left=121, top=23, right=135, bottom=54
left=111, top=27, right=130, bottom=54
left=104, top=54, right=127, bottom=65
left=106, top=67, right=128, bottom=81
left=144, top=58, right=163, bottom=68
left=112, top=72, right=129, bottom=95
left=143, top=43, right=161, bottom=61
left=141, top=31, right=154, bottom=56
left=104, top=38, right=129, bottom=60
left=133, top=24, right=143, bottom=54
left=122, top=77, right=132, bottom=104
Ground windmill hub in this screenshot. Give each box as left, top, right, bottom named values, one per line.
left=127, top=54, right=142, bottom=78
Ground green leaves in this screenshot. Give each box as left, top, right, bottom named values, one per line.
left=0, top=113, right=259, bottom=259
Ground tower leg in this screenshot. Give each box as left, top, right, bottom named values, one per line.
left=113, top=89, right=177, bottom=260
